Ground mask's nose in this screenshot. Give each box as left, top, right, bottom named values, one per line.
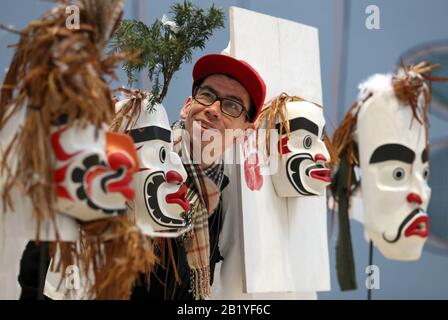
left=166, top=170, right=184, bottom=184
left=315, top=139, right=331, bottom=164
left=407, top=192, right=423, bottom=205
left=314, top=153, right=327, bottom=163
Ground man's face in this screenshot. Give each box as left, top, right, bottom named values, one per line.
left=181, top=74, right=252, bottom=165
left=356, top=90, right=430, bottom=260
left=116, top=99, right=190, bottom=237
left=52, top=122, right=139, bottom=221
left=271, top=101, right=331, bottom=197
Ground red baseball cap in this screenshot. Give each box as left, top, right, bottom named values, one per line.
left=192, top=54, right=266, bottom=122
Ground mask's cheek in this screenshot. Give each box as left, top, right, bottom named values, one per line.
left=362, top=164, right=411, bottom=235
left=137, top=141, right=165, bottom=171
left=370, top=162, right=412, bottom=192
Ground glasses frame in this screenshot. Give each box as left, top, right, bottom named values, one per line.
left=193, top=86, right=251, bottom=122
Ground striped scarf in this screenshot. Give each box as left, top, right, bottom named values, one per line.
left=171, top=120, right=224, bottom=299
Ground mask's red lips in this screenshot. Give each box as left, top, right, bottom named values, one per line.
left=165, top=183, right=190, bottom=211
left=309, top=168, right=332, bottom=183
left=404, top=215, right=429, bottom=238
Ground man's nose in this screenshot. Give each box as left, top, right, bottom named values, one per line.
left=407, top=192, right=423, bottom=205
left=314, top=153, right=327, bottom=162
left=166, top=170, right=184, bottom=184
left=204, top=100, right=222, bottom=121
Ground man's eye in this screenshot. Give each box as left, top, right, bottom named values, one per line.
left=199, top=91, right=213, bottom=99
left=224, top=101, right=239, bottom=110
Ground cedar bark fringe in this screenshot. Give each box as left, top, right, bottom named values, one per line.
left=1, top=0, right=158, bottom=300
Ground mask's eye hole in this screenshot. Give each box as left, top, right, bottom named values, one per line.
left=159, top=147, right=166, bottom=163
left=303, top=135, right=312, bottom=149
left=423, top=167, right=430, bottom=180
left=392, top=167, right=405, bottom=180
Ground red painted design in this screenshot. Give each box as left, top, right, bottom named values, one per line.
left=108, top=152, right=134, bottom=171
left=278, top=136, right=291, bottom=154
left=165, top=183, right=190, bottom=211
left=51, top=127, right=81, bottom=161
left=407, top=192, right=423, bottom=205
left=107, top=172, right=135, bottom=200
left=54, top=164, right=72, bottom=200
left=404, top=216, right=429, bottom=238
left=243, top=134, right=263, bottom=191
left=56, top=185, right=73, bottom=200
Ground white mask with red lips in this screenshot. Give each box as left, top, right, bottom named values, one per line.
left=271, top=100, right=331, bottom=197
left=52, top=122, right=139, bottom=221
left=354, top=73, right=430, bottom=260
left=115, top=98, right=191, bottom=238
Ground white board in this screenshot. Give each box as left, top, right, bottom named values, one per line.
left=229, top=6, right=330, bottom=293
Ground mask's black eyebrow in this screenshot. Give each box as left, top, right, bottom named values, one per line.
left=128, top=126, right=171, bottom=143
left=276, top=117, right=319, bottom=136
left=369, top=143, right=416, bottom=164
left=421, top=148, right=429, bottom=163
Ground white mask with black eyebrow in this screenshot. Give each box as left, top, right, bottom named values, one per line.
left=354, top=74, right=431, bottom=260
left=271, top=101, right=331, bottom=197
left=116, top=99, right=191, bottom=237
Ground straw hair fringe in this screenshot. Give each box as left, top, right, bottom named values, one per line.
left=0, top=2, right=124, bottom=225
left=48, top=216, right=157, bottom=300
left=0, top=1, right=159, bottom=300
left=80, top=215, right=156, bottom=300
left=256, top=93, right=338, bottom=166
left=109, top=88, right=147, bottom=133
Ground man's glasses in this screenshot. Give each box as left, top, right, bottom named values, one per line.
left=193, top=86, right=250, bottom=121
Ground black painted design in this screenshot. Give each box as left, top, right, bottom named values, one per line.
left=286, top=153, right=317, bottom=196
left=276, top=117, right=319, bottom=136
left=129, top=126, right=171, bottom=143
left=369, top=144, right=416, bottom=164
left=382, top=208, right=421, bottom=243
left=144, top=171, right=185, bottom=228
left=421, top=148, right=429, bottom=163
left=71, top=154, right=124, bottom=215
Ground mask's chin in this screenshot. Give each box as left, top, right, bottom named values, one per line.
left=304, top=164, right=332, bottom=194
left=365, top=212, right=428, bottom=261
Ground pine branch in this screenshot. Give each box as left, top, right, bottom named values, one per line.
left=112, top=0, right=225, bottom=109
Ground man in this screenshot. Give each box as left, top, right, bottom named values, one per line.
left=131, top=53, right=266, bottom=300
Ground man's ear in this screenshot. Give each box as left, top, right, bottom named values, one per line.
left=180, top=96, right=193, bottom=119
